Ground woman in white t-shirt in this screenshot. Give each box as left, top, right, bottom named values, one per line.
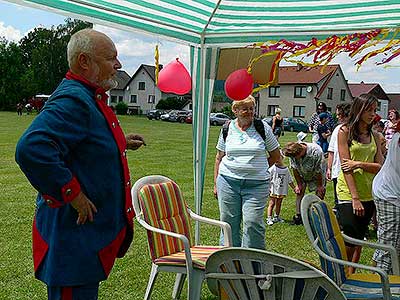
left=214, top=95, right=280, bottom=249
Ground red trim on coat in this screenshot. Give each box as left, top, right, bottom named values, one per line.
left=42, top=194, right=63, bottom=208
left=65, top=71, right=108, bottom=103
left=98, top=226, right=127, bottom=276
left=32, top=218, right=49, bottom=272
left=61, top=176, right=81, bottom=203
left=61, top=287, right=73, bottom=300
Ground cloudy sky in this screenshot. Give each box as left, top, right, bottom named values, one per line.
left=1, top=0, right=399, bottom=93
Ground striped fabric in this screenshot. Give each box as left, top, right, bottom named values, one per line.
left=154, top=245, right=224, bottom=269
left=310, top=200, right=400, bottom=299
left=310, top=201, right=349, bottom=286
left=341, top=273, right=400, bottom=299
left=8, top=1, right=400, bottom=45
left=138, top=181, right=192, bottom=261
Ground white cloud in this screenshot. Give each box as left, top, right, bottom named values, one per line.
left=0, top=21, right=22, bottom=41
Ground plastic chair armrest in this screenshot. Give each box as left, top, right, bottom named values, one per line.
left=313, top=239, right=392, bottom=300
left=342, top=234, right=399, bottom=275
left=188, top=209, right=232, bottom=246
left=136, top=218, right=194, bottom=273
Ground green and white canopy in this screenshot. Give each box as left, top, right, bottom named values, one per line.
left=7, top=0, right=400, bottom=242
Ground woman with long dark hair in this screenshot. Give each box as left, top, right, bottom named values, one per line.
left=337, top=94, right=384, bottom=273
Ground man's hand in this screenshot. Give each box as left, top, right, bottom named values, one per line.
left=213, top=185, right=218, bottom=199
left=341, top=158, right=359, bottom=172
left=126, top=134, right=146, bottom=150
left=326, top=168, right=331, bottom=181
left=70, top=191, right=97, bottom=225
left=294, top=184, right=302, bottom=195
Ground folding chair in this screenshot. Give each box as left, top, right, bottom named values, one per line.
left=301, top=194, right=400, bottom=300
left=131, top=175, right=232, bottom=300
left=205, top=247, right=346, bottom=300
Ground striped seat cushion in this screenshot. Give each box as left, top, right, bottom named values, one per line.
left=138, top=181, right=192, bottom=261
left=310, top=201, right=349, bottom=286
left=154, top=246, right=225, bottom=269
left=341, top=273, right=400, bottom=299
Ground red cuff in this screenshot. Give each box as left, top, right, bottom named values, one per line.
left=42, top=194, right=62, bottom=208
left=61, top=176, right=81, bottom=203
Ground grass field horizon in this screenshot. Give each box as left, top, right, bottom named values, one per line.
left=0, top=111, right=375, bottom=299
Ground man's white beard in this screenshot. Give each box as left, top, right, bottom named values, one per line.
left=99, top=78, right=118, bottom=91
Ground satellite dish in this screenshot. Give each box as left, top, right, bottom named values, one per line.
left=306, top=86, right=313, bottom=93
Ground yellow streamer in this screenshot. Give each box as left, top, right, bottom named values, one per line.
left=155, top=45, right=159, bottom=85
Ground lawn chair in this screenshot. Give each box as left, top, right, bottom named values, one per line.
left=205, top=247, right=346, bottom=300
left=301, top=194, right=400, bottom=300
left=131, top=175, right=232, bottom=300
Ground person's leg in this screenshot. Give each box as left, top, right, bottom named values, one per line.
left=266, top=196, right=275, bottom=225
left=241, top=179, right=268, bottom=249
left=48, top=283, right=99, bottom=300
left=373, top=199, right=400, bottom=274
left=275, top=198, right=283, bottom=216
left=332, top=178, right=338, bottom=207
left=217, top=174, right=242, bottom=247
left=295, top=182, right=306, bottom=215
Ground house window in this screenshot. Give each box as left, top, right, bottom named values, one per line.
left=138, top=82, right=145, bottom=90
left=340, top=89, right=346, bottom=101
left=327, top=88, right=333, bottom=100
left=269, top=86, right=280, bottom=98
left=294, top=86, right=307, bottom=98
left=111, top=95, right=117, bottom=103
left=293, top=106, right=305, bottom=117
left=130, top=95, right=137, bottom=103
left=118, top=96, right=123, bottom=102
left=148, top=95, right=155, bottom=104
left=267, top=105, right=279, bottom=116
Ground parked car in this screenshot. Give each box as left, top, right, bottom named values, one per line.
left=283, top=117, right=309, bottom=132
left=169, top=110, right=191, bottom=122
left=146, top=109, right=165, bottom=120
left=160, top=110, right=173, bottom=121
left=185, top=113, right=192, bottom=124
left=210, top=113, right=231, bottom=126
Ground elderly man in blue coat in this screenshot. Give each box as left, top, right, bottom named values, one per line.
left=15, top=28, right=145, bottom=300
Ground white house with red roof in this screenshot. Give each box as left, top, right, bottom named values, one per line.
left=348, top=81, right=390, bottom=118
left=258, top=64, right=352, bottom=120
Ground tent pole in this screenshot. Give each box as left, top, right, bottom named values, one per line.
left=194, top=35, right=206, bottom=245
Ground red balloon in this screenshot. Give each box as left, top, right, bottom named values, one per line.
left=157, top=58, right=191, bottom=95
left=224, top=69, right=254, bottom=101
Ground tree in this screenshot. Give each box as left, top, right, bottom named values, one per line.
left=0, top=19, right=92, bottom=111
left=156, top=97, right=187, bottom=110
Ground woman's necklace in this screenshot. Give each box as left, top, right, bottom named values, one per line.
left=233, top=121, right=248, bottom=144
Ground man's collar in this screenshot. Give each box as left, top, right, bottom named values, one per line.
left=65, top=71, right=108, bottom=102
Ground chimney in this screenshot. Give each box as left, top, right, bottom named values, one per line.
left=297, top=63, right=303, bottom=71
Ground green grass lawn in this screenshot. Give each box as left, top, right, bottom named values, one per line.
left=0, top=111, right=375, bottom=299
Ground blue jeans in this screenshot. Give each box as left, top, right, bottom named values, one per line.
left=216, top=174, right=269, bottom=249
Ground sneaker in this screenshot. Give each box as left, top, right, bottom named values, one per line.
left=266, top=217, right=274, bottom=226
left=272, top=216, right=284, bottom=223
left=292, top=214, right=303, bottom=225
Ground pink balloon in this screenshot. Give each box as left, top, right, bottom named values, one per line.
left=157, top=58, right=192, bottom=95
left=224, top=69, right=254, bottom=101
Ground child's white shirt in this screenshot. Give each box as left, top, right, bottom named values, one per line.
left=269, top=165, right=293, bottom=196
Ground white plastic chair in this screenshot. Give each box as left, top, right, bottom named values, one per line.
left=131, top=175, right=232, bottom=300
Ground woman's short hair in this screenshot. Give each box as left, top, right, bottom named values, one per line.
left=231, top=95, right=256, bottom=111
left=67, top=29, right=96, bottom=69
left=275, top=107, right=281, bottom=114
left=282, top=142, right=304, bottom=157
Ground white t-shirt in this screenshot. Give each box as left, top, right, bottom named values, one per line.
left=328, top=124, right=342, bottom=179
left=373, top=132, right=400, bottom=206
left=216, top=119, right=279, bottom=180
left=269, top=165, right=293, bottom=196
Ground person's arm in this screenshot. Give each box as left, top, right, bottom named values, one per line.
left=326, top=151, right=333, bottom=181
left=272, top=116, right=276, bottom=131
left=292, top=168, right=303, bottom=194
left=341, top=132, right=383, bottom=174
left=213, top=150, right=225, bottom=198
left=337, top=126, right=364, bottom=216
left=267, top=147, right=281, bottom=166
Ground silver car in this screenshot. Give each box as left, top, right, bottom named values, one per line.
left=209, top=113, right=231, bottom=126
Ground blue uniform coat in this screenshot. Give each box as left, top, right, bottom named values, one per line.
left=15, top=72, right=134, bottom=286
